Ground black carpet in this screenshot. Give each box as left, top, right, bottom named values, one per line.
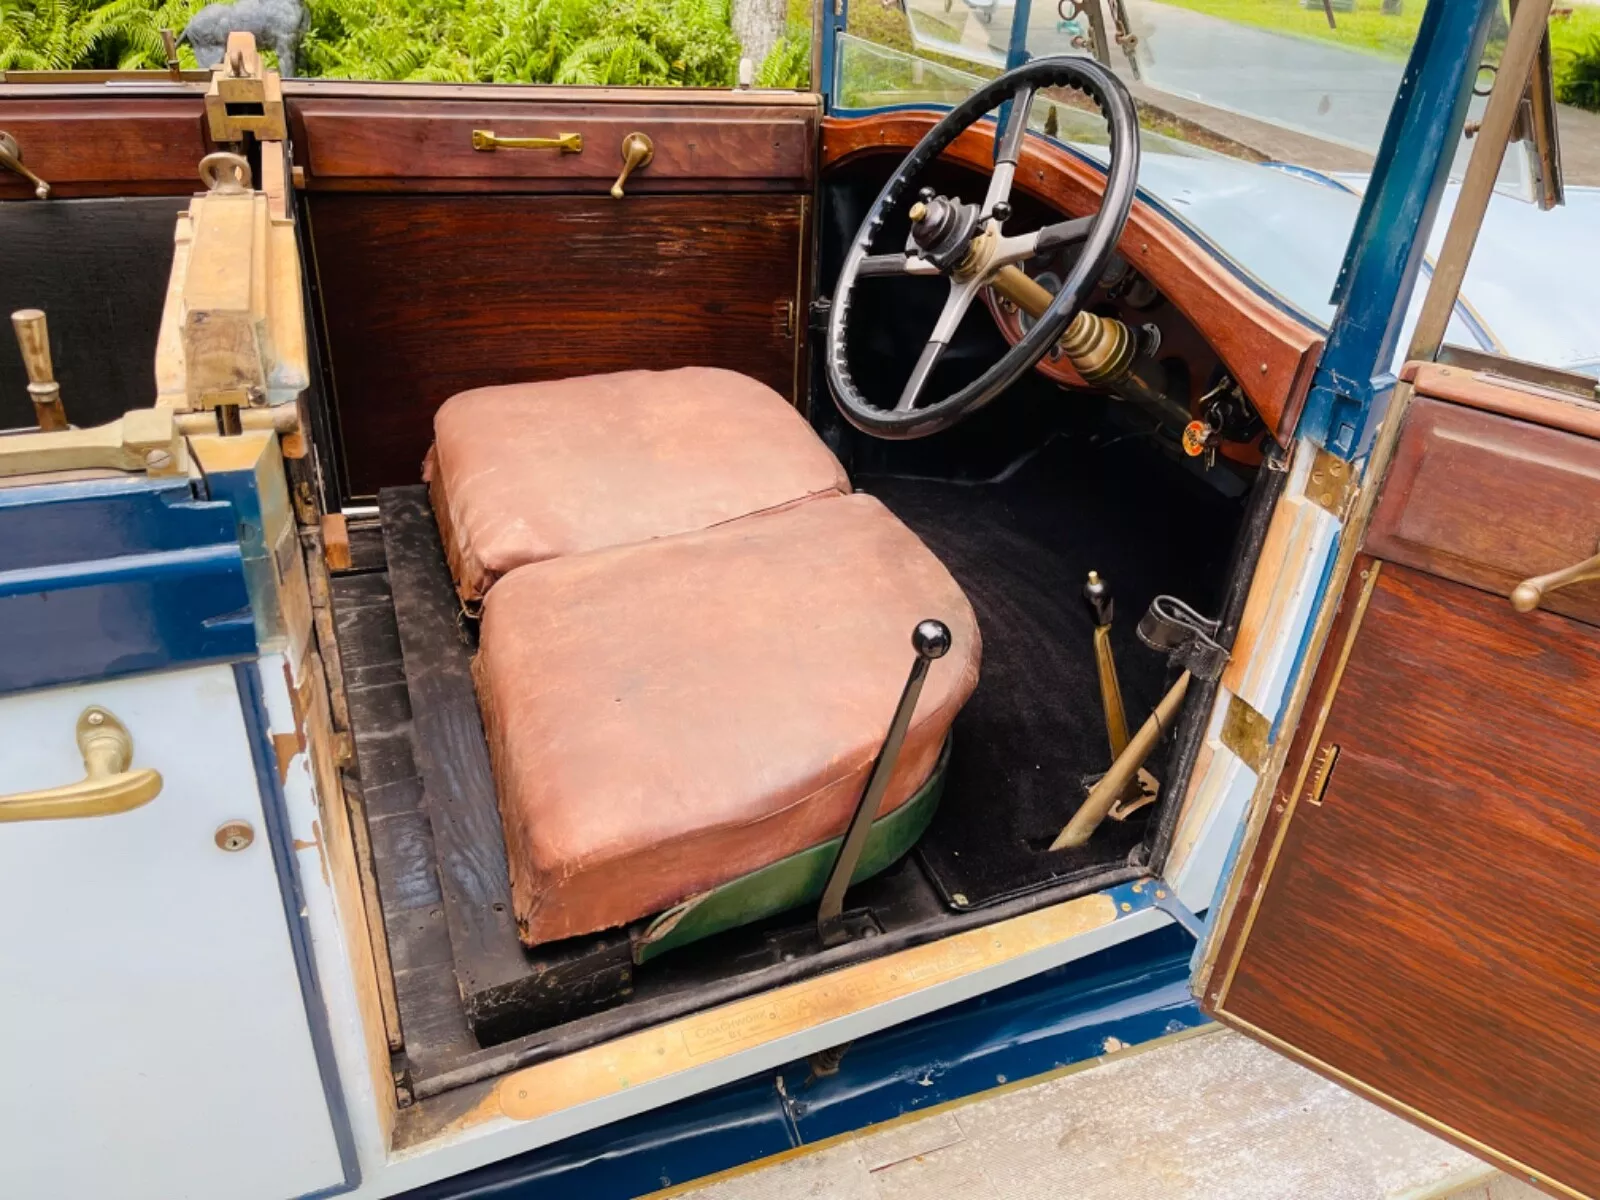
left=860, top=432, right=1242, bottom=908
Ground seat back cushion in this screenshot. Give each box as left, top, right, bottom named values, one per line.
left=474, top=493, right=981, bottom=947
left=426, top=367, right=850, bottom=601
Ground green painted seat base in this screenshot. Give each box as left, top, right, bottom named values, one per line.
left=632, top=739, right=951, bottom=965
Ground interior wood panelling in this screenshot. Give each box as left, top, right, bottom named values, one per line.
left=291, top=99, right=815, bottom=193
left=821, top=113, right=1323, bottom=442
left=0, top=95, right=210, bottom=197
left=1406, top=360, right=1600, bottom=441
left=1213, top=562, right=1600, bottom=1197
left=1367, top=396, right=1600, bottom=627
left=307, top=192, right=806, bottom=497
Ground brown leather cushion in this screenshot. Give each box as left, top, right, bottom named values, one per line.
left=474, top=493, right=981, bottom=948
left=426, top=367, right=850, bottom=600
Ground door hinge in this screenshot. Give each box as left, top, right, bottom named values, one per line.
left=1305, top=446, right=1358, bottom=518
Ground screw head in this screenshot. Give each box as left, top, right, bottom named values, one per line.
left=85, top=710, right=105, bottom=726
left=145, top=448, right=173, bottom=470
left=215, top=820, right=255, bottom=852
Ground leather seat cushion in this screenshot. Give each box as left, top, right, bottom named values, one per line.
left=426, top=367, right=851, bottom=600
left=474, top=493, right=981, bottom=947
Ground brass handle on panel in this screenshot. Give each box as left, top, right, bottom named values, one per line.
left=0, top=708, right=162, bottom=823
left=611, top=132, right=654, bottom=199
left=1510, top=540, right=1600, bottom=613
left=0, top=131, right=51, bottom=199
left=471, top=129, right=583, bottom=153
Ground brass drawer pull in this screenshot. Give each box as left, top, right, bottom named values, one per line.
left=1511, top=539, right=1600, bottom=613
left=0, top=131, right=51, bottom=199
left=0, top=707, right=162, bottom=823
left=471, top=129, right=582, bottom=154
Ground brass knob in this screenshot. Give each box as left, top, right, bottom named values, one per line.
left=11, top=308, right=66, bottom=431
left=611, top=132, right=654, bottom=199
left=0, top=131, right=50, bottom=199
left=909, top=201, right=928, bottom=222
left=1510, top=539, right=1600, bottom=613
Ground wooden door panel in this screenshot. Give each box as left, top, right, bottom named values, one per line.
left=1214, top=564, right=1600, bottom=1195
left=308, top=192, right=806, bottom=498
left=1368, top=395, right=1600, bottom=627
left=0, top=95, right=210, bottom=198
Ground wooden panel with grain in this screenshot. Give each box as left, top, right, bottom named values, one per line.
left=0, top=95, right=211, bottom=198
left=307, top=192, right=805, bottom=497
left=1367, top=396, right=1600, bottom=627
left=291, top=98, right=816, bottom=193
left=1406, top=361, right=1600, bottom=441
left=1214, top=563, right=1600, bottom=1198
left=821, top=113, right=1323, bottom=442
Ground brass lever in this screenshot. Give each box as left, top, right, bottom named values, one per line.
left=1085, top=571, right=1130, bottom=759
left=1511, top=539, right=1600, bottom=613
left=0, top=131, right=50, bottom=199
left=611, top=132, right=654, bottom=199
left=471, top=129, right=583, bottom=153
left=0, top=707, right=162, bottom=823
left=11, top=308, right=67, bottom=431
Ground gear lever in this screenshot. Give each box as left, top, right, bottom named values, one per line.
left=1084, top=571, right=1130, bottom=760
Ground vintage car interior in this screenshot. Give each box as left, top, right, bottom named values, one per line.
left=0, top=46, right=1314, bottom=1102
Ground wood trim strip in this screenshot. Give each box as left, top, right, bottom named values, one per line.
left=444, top=891, right=1120, bottom=1132
left=820, top=113, right=1324, bottom=442
left=1409, top=361, right=1600, bottom=440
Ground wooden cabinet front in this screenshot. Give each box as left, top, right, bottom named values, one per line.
left=1206, top=377, right=1600, bottom=1199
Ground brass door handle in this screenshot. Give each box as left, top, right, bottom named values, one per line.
left=611, top=132, right=654, bottom=199
left=0, top=707, right=162, bottom=823
left=0, top=131, right=51, bottom=199
left=1511, top=539, right=1600, bottom=613
left=471, top=129, right=582, bottom=153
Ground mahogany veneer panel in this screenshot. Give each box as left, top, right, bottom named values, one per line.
left=1217, top=563, right=1600, bottom=1197
left=0, top=95, right=210, bottom=197
left=821, top=113, right=1323, bottom=441
left=308, top=192, right=805, bottom=497
left=1368, top=396, right=1600, bottom=627
left=293, top=99, right=815, bottom=193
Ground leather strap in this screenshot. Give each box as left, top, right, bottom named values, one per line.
left=1137, top=595, right=1229, bottom=682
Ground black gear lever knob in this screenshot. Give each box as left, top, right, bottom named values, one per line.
left=913, top=619, right=952, bottom=660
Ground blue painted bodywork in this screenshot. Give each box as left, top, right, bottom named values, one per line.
left=395, top=925, right=1201, bottom=1199
left=0, top=475, right=254, bottom=694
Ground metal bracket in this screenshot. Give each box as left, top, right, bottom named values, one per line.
left=204, top=32, right=286, bottom=143
left=1219, top=692, right=1271, bottom=775
left=1138, top=880, right=1204, bottom=940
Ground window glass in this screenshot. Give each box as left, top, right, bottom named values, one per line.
left=0, top=0, right=814, bottom=88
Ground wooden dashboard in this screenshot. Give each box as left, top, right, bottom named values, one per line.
left=820, top=112, right=1325, bottom=445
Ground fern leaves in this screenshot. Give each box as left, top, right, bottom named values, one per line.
left=1, top=0, right=802, bottom=87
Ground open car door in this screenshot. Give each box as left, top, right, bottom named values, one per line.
left=1195, top=4, right=1599, bottom=1197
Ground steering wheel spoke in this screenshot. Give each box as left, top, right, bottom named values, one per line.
left=859, top=253, right=942, bottom=278
left=896, top=277, right=983, bottom=411
left=982, top=85, right=1036, bottom=219
left=1035, top=215, right=1096, bottom=254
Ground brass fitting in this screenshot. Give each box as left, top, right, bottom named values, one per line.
left=1059, top=310, right=1136, bottom=386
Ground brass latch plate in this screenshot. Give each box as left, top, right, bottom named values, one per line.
left=1219, top=692, right=1272, bottom=774
left=1305, top=446, right=1357, bottom=518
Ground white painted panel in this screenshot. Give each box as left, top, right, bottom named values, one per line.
left=0, top=665, right=343, bottom=1200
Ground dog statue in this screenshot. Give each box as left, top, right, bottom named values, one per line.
left=182, top=0, right=309, bottom=78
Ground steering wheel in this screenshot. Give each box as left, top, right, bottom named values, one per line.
left=826, top=56, right=1141, bottom=440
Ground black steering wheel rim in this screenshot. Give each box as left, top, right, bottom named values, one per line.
left=826, top=56, right=1141, bottom=440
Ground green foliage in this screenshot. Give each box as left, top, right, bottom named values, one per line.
left=1556, top=33, right=1600, bottom=113
left=0, top=0, right=794, bottom=87
left=755, top=17, right=809, bottom=88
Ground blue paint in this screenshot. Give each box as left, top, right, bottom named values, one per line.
left=1258, top=161, right=1359, bottom=195
left=1301, top=0, right=1497, bottom=456
left=819, top=0, right=848, bottom=109
left=0, top=476, right=254, bottom=695
left=233, top=662, right=361, bottom=1197
left=1004, top=0, right=1033, bottom=69
left=399, top=922, right=1201, bottom=1199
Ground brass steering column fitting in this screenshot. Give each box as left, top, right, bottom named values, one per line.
left=1058, top=309, right=1137, bottom=386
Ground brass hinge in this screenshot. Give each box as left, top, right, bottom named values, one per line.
left=204, top=33, right=286, bottom=143
left=1304, top=446, right=1358, bottom=518
left=1219, top=691, right=1272, bottom=774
